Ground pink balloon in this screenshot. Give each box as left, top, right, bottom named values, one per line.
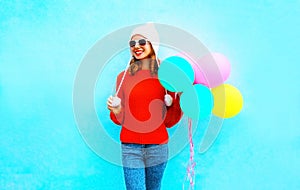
left=176, top=52, right=208, bottom=86
left=191, top=61, right=208, bottom=86
left=197, top=53, right=231, bottom=88
left=176, top=52, right=231, bottom=88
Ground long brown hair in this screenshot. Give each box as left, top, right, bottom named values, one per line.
left=128, top=41, right=158, bottom=76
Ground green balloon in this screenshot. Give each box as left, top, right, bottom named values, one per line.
left=158, top=56, right=195, bottom=92
left=180, top=84, right=213, bottom=119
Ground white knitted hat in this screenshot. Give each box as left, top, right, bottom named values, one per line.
left=131, top=22, right=160, bottom=56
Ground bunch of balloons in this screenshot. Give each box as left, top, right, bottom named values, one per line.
left=158, top=52, right=243, bottom=119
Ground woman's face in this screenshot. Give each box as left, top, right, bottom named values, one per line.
left=130, top=35, right=152, bottom=60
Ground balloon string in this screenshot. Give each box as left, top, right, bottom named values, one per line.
left=183, top=118, right=196, bottom=190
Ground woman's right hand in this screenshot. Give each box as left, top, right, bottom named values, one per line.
left=107, top=96, right=122, bottom=114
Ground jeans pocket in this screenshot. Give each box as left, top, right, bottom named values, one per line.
left=145, top=144, right=169, bottom=167
left=121, top=144, right=144, bottom=168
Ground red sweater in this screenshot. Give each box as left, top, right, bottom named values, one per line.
left=110, top=70, right=183, bottom=144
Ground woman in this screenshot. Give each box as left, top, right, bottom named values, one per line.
left=107, top=23, right=182, bottom=190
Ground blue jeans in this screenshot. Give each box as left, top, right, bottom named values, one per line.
left=121, top=143, right=168, bottom=190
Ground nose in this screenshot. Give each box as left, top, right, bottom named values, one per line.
left=134, top=42, right=140, bottom=48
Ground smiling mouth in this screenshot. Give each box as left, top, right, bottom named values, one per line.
left=134, top=48, right=144, bottom=56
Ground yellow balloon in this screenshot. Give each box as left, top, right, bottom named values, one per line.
left=212, top=84, right=243, bottom=118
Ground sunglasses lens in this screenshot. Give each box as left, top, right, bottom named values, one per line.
left=139, top=39, right=146, bottom=46
left=129, top=40, right=136, bottom=47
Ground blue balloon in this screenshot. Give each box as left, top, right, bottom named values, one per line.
left=158, top=56, right=195, bottom=92
left=180, top=84, right=213, bottom=119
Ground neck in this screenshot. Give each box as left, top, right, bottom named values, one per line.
left=140, top=59, right=150, bottom=70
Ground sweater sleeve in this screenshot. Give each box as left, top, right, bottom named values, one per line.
left=164, top=92, right=183, bottom=128
left=109, top=71, right=125, bottom=126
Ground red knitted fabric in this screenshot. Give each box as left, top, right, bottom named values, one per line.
left=110, top=70, right=183, bottom=144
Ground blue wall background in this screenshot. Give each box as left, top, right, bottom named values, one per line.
left=1, top=1, right=299, bottom=189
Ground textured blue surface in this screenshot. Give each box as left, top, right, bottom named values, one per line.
left=1, top=1, right=300, bottom=189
